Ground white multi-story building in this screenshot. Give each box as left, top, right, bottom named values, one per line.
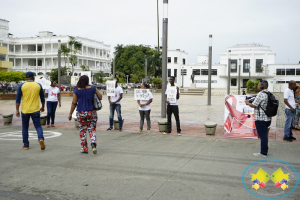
left=0, top=19, right=111, bottom=81
left=167, top=43, right=300, bottom=92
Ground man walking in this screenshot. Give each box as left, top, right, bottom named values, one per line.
left=283, top=80, right=297, bottom=142
left=107, top=78, right=123, bottom=131
left=16, top=71, right=46, bottom=150
left=245, top=80, right=271, bottom=157
left=164, top=76, right=181, bottom=136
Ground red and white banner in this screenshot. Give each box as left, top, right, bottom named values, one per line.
left=224, top=95, right=258, bottom=139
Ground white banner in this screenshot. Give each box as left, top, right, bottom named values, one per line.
left=134, top=89, right=150, bottom=100
left=106, top=81, right=116, bottom=96
left=80, top=71, right=92, bottom=85
left=167, top=87, right=177, bottom=103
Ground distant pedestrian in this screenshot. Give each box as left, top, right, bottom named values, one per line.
left=107, top=78, right=123, bottom=131
left=68, top=75, right=102, bottom=154
left=283, top=80, right=297, bottom=142
left=45, top=80, right=61, bottom=127
left=292, top=85, right=300, bottom=130
left=245, top=80, right=271, bottom=157
left=137, top=83, right=153, bottom=133
left=164, top=76, right=181, bottom=136
left=15, top=71, right=46, bottom=150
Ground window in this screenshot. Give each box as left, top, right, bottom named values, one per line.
left=0, top=54, right=6, bottom=61
left=181, top=69, right=187, bottom=75
left=243, top=59, right=250, bottom=73
left=256, top=59, right=263, bottom=73
left=276, top=81, right=285, bottom=84
left=231, top=78, right=237, bottom=86
left=276, top=69, right=285, bottom=75
left=231, top=60, right=237, bottom=73
left=201, top=69, right=208, bottom=75
left=168, top=57, right=171, bottom=63
left=168, top=69, right=171, bottom=77
left=174, top=69, right=177, bottom=83
left=174, top=57, right=178, bottom=64
left=183, top=58, right=185, bottom=65
left=286, top=68, right=295, bottom=75
left=212, top=69, right=217, bottom=75
left=193, top=69, right=200, bottom=75
left=297, top=69, right=300, bottom=75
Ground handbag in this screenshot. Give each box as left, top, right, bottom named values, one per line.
left=93, top=86, right=102, bottom=111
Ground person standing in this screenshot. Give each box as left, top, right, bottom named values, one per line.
left=283, top=80, right=297, bottom=142
left=107, top=78, right=123, bottom=131
left=137, top=83, right=153, bottom=133
left=164, top=76, right=181, bottom=136
left=45, top=80, right=61, bottom=127
left=15, top=71, right=46, bottom=150
left=292, top=85, right=300, bottom=130
left=68, top=75, right=102, bottom=154
left=245, top=80, right=271, bottom=157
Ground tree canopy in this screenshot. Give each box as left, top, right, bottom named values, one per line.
left=0, top=71, right=26, bottom=94
left=112, top=44, right=162, bottom=83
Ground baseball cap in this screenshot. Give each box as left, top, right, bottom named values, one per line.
left=25, top=71, right=36, bottom=78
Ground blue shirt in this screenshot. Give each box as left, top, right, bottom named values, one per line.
left=73, top=86, right=95, bottom=112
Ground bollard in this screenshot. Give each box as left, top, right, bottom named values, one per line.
left=74, top=118, right=79, bottom=128
left=204, top=121, right=217, bottom=135
left=158, top=121, right=168, bottom=132
left=40, top=114, right=47, bottom=125
left=3, top=113, right=13, bottom=124
left=113, top=119, right=124, bottom=130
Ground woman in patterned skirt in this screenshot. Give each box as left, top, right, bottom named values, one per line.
left=68, top=75, right=102, bottom=154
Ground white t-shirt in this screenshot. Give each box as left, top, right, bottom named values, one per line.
left=139, top=92, right=153, bottom=111
left=110, top=86, right=123, bottom=104
left=284, top=88, right=296, bottom=109
left=165, top=87, right=180, bottom=106
left=45, top=87, right=60, bottom=102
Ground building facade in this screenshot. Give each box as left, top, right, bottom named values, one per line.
left=0, top=19, right=111, bottom=82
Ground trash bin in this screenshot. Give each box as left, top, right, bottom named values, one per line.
left=158, top=121, right=168, bottom=132
left=114, top=119, right=124, bottom=130
left=204, top=121, right=217, bottom=135
left=3, top=113, right=13, bottom=124
left=40, top=114, right=47, bottom=125
left=74, top=118, right=79, bottom=128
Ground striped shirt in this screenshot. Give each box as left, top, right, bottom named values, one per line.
left=252, top=89, right=272, bottom=122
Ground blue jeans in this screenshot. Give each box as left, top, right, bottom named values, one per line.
left=109, top=104, right=122, bottom=129
left=284, top=108, right=294, bottom=138
left=21, top=111, right=44, bottom=147
left=47, top=101, right=58, bottom=125
left=255, top=120, right=271, bottom=155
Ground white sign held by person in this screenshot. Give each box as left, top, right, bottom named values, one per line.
left=134, top=89, right=150, bottom=100
left=106, top=81, right=116, bottom=96
left=80, top=71, right=92, bottom=85
left=167, top=87, right=177, bottom=103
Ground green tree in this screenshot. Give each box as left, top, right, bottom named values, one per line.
left=94, top=71, right=106, bottom=83
left=80, top=65, right=90, bottom=71
left=0, top=71, right=26, bottom=94
left=67, top=36, right=82, bottom=91
left=61, top=44, right=70, bottom=67
left=246, top=80, right=255, bottom=93
left=49, top=66, right=68, bottom=82
left=151, top=78, right=162, bottom=89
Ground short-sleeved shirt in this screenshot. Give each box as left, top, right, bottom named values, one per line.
left=110, top=86, right=123, bottom=104
left=16, top=82, right=45, bottom=114
left=165, top=87, right=180, bottom=106
left=73, top=86, right=95, bottom=112
left=284, top=88, right=296, bottom=109
left=252, top=89, right=271, bottom=122
left=45, top=87, right=60, bottom=102
left=139, top=92, right=153, bottom=111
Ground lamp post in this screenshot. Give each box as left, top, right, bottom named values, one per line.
left=227, top=50, right=231, bottom=95
left=145, top=58, right=147, bottom=83
left=238, top=58, right=241, bottom=95
left=208, top=34, right=212, bottom=105
left=58, top=40, right=61, bottom=92
left=113, top=52, right=116, bottom=78
left=126, top=75, right=129, bottom=84
left=161, top=0, right=168, bottom=118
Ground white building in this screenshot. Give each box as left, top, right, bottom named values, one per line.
left=0, top=19, right=111, bottom=82
left=167, top=43, right=300, bottom=92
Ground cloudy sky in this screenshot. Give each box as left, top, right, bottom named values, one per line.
left=2, top=0, right=300, bottom=64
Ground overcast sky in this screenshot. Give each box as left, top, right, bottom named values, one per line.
left=1, top=0, right=300, bottom=64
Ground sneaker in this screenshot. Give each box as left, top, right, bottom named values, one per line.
left=92, top=147, right=97, bottom=154
left=22, top=146, right=29, bottom=150
left=177, top=132, right=181, bottom=136
left=289, top=136, right=297, bottom=140
left=147, top=129, right=151, bottom=133
left=253, top=153, right=267, bottom=157
left=39, top=139, right=46, bottom=150
left=163, top=132, right=171, bottom=135
left=107, top=127, right=112, bottom=131
left=283, top=137, right=293, bottom=142
left=138, top=129, right=142, bottom=132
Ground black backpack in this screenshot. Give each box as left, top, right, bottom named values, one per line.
left=259, top=91, right=279, bottom=117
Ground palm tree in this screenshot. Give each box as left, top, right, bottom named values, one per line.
left=67, top=36, right=82, bottom=91
left=61, top=44, right=70, bottom=67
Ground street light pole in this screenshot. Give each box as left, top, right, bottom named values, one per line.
left=126, top=75, right=129, bottom=84
left=238, top=58, right=241, bottom=95
left=145, top=58, right=147, bottom=83
left=227, top=50, right=231, bottom=95
left=161, top=0, right=168, bottom=118
left=208, top=35, right=212, bottom=105
left=113, top=52, right=116, bottom=78
left=58, top=40, right=61, bottom=92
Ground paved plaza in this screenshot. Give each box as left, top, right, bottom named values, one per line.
left=0, top=93, right=299, bottom=199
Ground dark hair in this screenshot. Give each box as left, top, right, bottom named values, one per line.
left=50, top=80, right=55, bottom=86
left=170, top=76, right=175, bottom=80
left=293, top=86, right=298, bottom=95
left=77, top=75, right=90, bottom=88
left=142, top=82, right=149, bottom=89
left=115, top=77, right=119, bottom=83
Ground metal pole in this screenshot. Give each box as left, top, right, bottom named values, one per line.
left=227, top=50, right=231, bottom=95
left=161, top=0, right=168, bottom=118
left=126, top=75, right=129, bottom=84
left=145, top=58, right=147, bottom=83
left=113, top=52, right=116, bottom=78
left=58, top=40, right=61, bottom=92
left=208, top=35, right=212, bottom=105
left=238, top=58, right=241, bottom=95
